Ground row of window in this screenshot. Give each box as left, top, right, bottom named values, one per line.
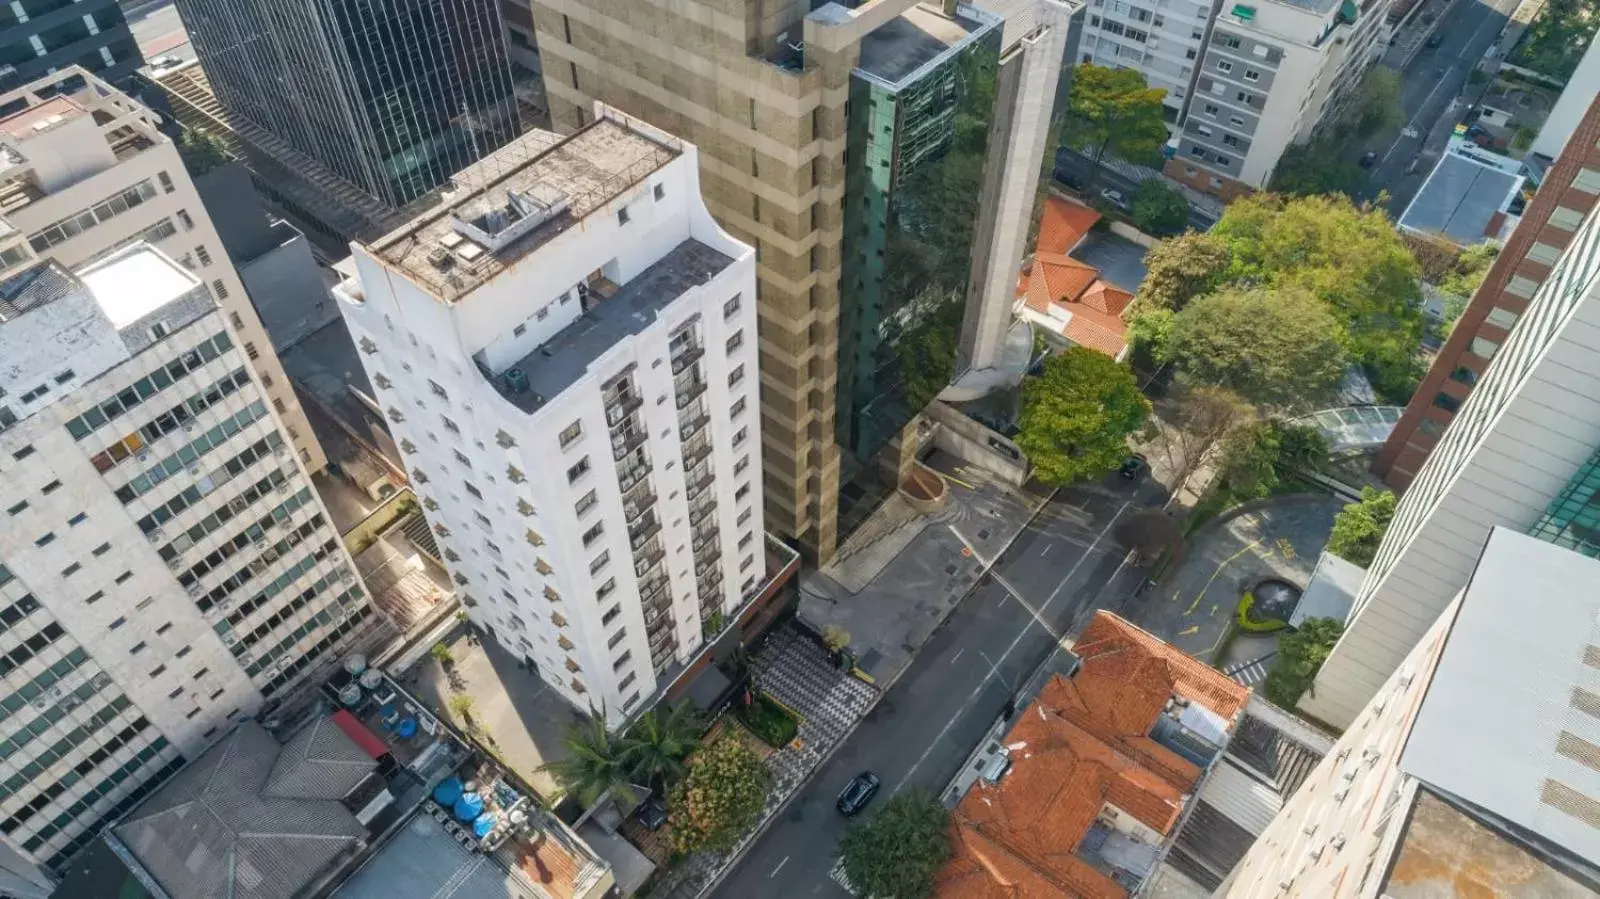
left=1, top=718, right=151, bottom=835
left=89, top=367, right=252, bottom=474
left=194, top=524, right=336, bottom=617
left=17, top=734, right=167, bottom=851
left=0, top=673, right=115, bottom=772
left=135, top=433, right=286, bottom=534
left=213, top=541, right=339, bottom=625
left=65, top=330, right=231, bottom=440
left=41, top=753, right=183, bottom=870
left=0, top=593, right=40, bottom=638
left=156, top=468, right=290, bottom=562
left=174, top=486, right=314, bottom=589
left=0, top=648, right=90, bottom=729
left=28, top=179, right=160, bottom=252
left=231, top=573, right=354, bottom=652
left=0, top=622, right=66, bottom=680
left=113, top=401, right=270, bottom=501
left=258, top=604, right=372, bottom=698
left=0, top=694, right=132, bottom=775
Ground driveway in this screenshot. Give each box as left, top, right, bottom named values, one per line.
left=1073, top=231, right=1149, bottom=295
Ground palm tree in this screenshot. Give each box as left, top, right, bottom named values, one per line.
left=541, top=709, right=635, bottom=807
left=622, top=701, right=703, bottom=789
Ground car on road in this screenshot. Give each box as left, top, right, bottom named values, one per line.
left=1359, top=150, right=1378, bottom=169
left=1425, top=31, right=1442, bottom=49
left=837, top=772, right=881, bottom=817
left=1098, top=187, right=1127, bottom=209
left=1119, top=453, right=1148, bottom=481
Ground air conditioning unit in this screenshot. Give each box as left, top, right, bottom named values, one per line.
left=136, top=451, right=150, bottom=462
left=166, top=559, right=181, bottom=571
left=150, top=527, right=164, bottom=539
left=183, top=422, right=196, bottom=433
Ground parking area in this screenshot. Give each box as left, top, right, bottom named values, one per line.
left=1073, top=231, right=1149, bottom=294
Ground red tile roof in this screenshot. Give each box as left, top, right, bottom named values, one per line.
left=1021, top=253, right=1100, bottom=313
left=1037, top=195, right=1102, bottom=256
left=933, top=612, right=1252, bottom=899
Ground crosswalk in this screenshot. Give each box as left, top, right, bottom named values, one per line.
left=1223, top=652, right=1275, bottom=688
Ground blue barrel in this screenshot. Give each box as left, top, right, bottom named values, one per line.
left=454, top=792, right=484, bottom=822
left=473, top=812, right=496, bottom=838
left=432, top=777, right=464, bottom=807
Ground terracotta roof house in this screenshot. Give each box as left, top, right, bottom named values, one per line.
left=1014, top=197, right=1135, bottom=360
left=933, top=612, right=1251, bottom=898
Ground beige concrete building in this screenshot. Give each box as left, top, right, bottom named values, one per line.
left=528, top=0, right=1075, bottom=559
left=0, top=68, right=325, bottom=473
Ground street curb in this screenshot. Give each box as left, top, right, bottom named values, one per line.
left=690, top=487, right=1061, bottom=898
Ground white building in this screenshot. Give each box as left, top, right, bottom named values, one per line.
left=1303, top=197, right=1600, bottom=729
left=0, top=245, right=372, bottom=873
left=1079, top=0, right=1219, bottom=117
left=1220, top=528, right=1600, bottom=897
left=0, top=66, right=325, bottom=472
left=1167, top=0, right=1391, bottom=198
left=333, top=105, right=762, bottom=721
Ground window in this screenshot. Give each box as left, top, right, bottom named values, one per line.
left=728, top=364, right=745, bottom=387
left=654, top=184, right=665, bottom=201
left=453, top=449, right=472, bottom=468
left=60, top=563, right=80, bottom=578
left=617, top=206, right=630, bottom=226
left=1223, top=134, right=1241, bottom=147
left=1485, top=307, right=1520, bottom=330
left=1189, top=145, right=1207, bottom=159
left=176, top=646, right=191, bottom=658
left=441, top=416, right=460, bottom=434
left=150, top=322, right=170, bottom=340
left=150, top=665, right=166, bottom=678
left=67, top=512, right=87, bottom=526
left=613, top=651, right=632, bottom=671
left=567, top=456, right=591, bottom=483
left=1203, top=103, right=1219, bottom=117
left=1573, top=167, right=1600, bottom=193
left=1216, top=155, right=1232, bottom=167
left=1449, top=366, right=1479, bottom=386
left=176, top=209, right=194, bottom=230
left=735, top=483, right=750, bottom=502
left=1229, top=114, right=1247, bottom=128
left=52, top=370, right=74, bottom=386
left=723, top=294, right=741, bottom=319
left=115, top=571, right=132, bottom=584
left=536, top=306, right=550, bottom=321
left=734, top=455, right=749, bottom=476
left=92, top=542, right=109, bottom=557
left=33, top=533, right=53, bottom=547
left=589, top=551, right=610, bottom=575
left=109, top=617, right=127, bottom=630
left=1431, top=392, right=1462, bottom=413
left=195, top=246, right=212, bottom=266
left=1470, top=336, right=1500, bottom=359
left=429, top=380, right=448, bottom=399
left=1217, top=59, right=1233, bottom=73
left=513, top=323, right=527, bottom=337
left=464, top=482, right=483, bottom=499
left=6, top=501, right=26, bottom=516
left=40, top=480, right=60, bottom=494
left=575, top=489, right=598, bottom=516
left=244, top=342, right=260, bottom=360
left=1504, top=274, right=1540, bottom=298
left=1526, top=242, right=1563, bottom=265
left=731, top=397, right=746, bottom=418
left=601, top=603, right=622, bottom=625
left=733, top=426, right=748, bottom=448
left=212, top=280, right=229, bottom=299
left=1196, top=124, right=1214, bottom=137
left=726, top=331, right=743, bottom=354
left=581, top=522, right=604, bottom=546
left=558, top=420, right=582, bottom=448
left=1218, top=33, right=1241, bottom=49
left=84, top=591, right=103, bottom=605
left=1243, top=68, right=1260, bottom=81
left=130, top=642, right=147, bottom=655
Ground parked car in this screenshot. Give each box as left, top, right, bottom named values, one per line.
left=837, top=772, right=881, bottom=817
left=1359, top=150, right=1378, bottom=169
left=1119, top=453, right=1148, bottom=481
left=1099, top=187, right=1127, bottom=209
left=636, top=797, right=668, bottom=831
left=1425, top=31, right=1443, bottom=49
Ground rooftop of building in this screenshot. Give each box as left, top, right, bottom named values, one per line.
left=1401, top=527, right=1600, bottom=871
left=934, top=612, right=1251, bottom=899
left=1289, top=550, right=1363, bottom=627
left=77, top=244, right=203, bottom=329
left=855, top=2, right=997, bottom=86
left=488, top=238, right=734, bottom=412
left=369, top=117, right=678, bottom=304
left=1399, top=138, right=1527, bottom=246
left=1016, top=197, right=1133, bottom=359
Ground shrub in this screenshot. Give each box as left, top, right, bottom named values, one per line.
left=430, top=642, right=453, bottom=665
left=669, top=735, right=772, bottom=853
left=1264, top=617, right=1344, bottom=707
left=1236, top=593, right=1289, bottom=633
left=738, top=693, right=801, bottom=748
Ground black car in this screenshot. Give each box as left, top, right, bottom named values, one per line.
left=1359, top=150, right=1378, bottom=169
left=837, top=772, right=881, bottom=817
left=1119, top=453, right=1148, bottom=481
left=1425, top=31, right=1443, bottom=49
left=636, top=797, right=668, bottom=831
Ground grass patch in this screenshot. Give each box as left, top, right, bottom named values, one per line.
left=737, top=693, right=801, bottom=749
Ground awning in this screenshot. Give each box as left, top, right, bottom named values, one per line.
left=332, top=708, right=389, bottom=760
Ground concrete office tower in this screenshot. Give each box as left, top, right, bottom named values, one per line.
left=530, top=0, right=1078, bottom=559
left=1166, top=0, right=1390, bottom=199
left=174, top=0, right=521, bottom=210
left=0, top=0, right=140, bottom=88
left=332, top=107, right=762, bottom=720
left=1221, top=530, right=1600, bottom=897
left=0, top=245, right=372, bottom=873
left=1376, top=94, right=1600, bottom=488
left=0, top=68, right=324, bottom=472
left=1079, top=0, right=1219, bottom=118
left=1301, top=201, right=1600, bottom=729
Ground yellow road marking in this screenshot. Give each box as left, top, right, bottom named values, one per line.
left=1184, top=540, right=1262, bottom=615
left=944, top=472, right=977, bottom=490
left=1178, top=625, right=1200, bottom=636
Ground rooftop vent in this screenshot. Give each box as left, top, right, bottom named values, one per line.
left=426, top=247, right=454, bottom=270
left=450, top=182, right=570, bottom=253
left=504, top=368, right=530, bottom=393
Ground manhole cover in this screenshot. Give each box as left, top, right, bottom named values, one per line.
left=978, top=528, right=991, bottom=540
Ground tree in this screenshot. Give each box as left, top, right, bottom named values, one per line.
left=1114, top=508, right=1185, bottom=560
left=1347, top=67, right=1404, bottom=138
left=1265, top=617, right=1344, bottom=707
left=1326, top=487, right=1396, bottom=567
left=447, top=694, right=475, bottom=724
left=1168, top=287, right=1346, bottom=410
left=622, top=701, right=702, bottom=790
left=1126, top=308, right=1176, bottom=369
left=1269, top=139, right=1368, bottom=198
left=668, top=735, right=772, bottom=854
left=1510, top=0, right=1600, bottom=79
left=177, top=127, right=229, bottom=178
left=1016, top=348, right=1151, bottom=486
left=1210, top=194, right=1423, bottom=391
left=838, top=789, right=951, bottom=899
left=1060, top=64, right=1168, bottom=191
left=1215, top=420, right=1328, bottom=500
left=1133, top=232, right=1232, bottom=313
left=430, top=642, right=454, bottom=665
left=1144, top=385, right=1254, bottom=489
left=1440, top=243, right=1499, bottom=299
left=1129, top=178, right=1189, bottom=236
left=543, top=710, right=637, bottom=807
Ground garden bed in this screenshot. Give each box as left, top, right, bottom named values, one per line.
left=736, top=693, right=801, bottom=749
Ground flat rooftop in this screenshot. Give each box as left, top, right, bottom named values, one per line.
left=79, top=246, right=201, bottom=328
left=856, top=4, right=992, bottom=86
left=333, top=813, right=540, bottom=899
left=1400, top=149, right=1524, bottom=245
left=0, top=94, right=89, bottom=139
left=491, top=238, right=733, bottom=411
left=370, top=118, right=678, bottom=303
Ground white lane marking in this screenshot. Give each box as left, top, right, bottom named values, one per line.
left=894, top=500, right=1132, bottom=792
left=1040, top=543, right=1053, bottom=558
left=770, top=856, right=789, bottom=879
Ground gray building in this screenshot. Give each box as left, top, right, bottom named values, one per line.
left=0, top=0, right=141, bottom=90
left=174, top=0, right=521, bottom=209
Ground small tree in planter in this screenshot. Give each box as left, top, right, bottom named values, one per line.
left=430, top=642, right=454, bottom=666
left=669, top=735, right=772, bottom=854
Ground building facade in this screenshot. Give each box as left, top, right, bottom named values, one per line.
left=0, top=67, right=324, bottom=472
left=173, top=0, right=521, bottom=210
left=1302, top=198, right=1600, bottom=729
left=0, top=0, right=139, bottom=89
left=1079, top=0, right=1220, bottom=119
left=0, top=245, right=372, bottom=873
left=529, top=0, right=1077, bottom=560
left=1165, top=0, right=1390, bottom=198
left=333, top=108, right=763, bottom=721
left=1375, top=93, right=1600, bottom=488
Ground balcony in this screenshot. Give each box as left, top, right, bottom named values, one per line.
left=679, top=413, right=709, bottom=441
left=695, top=542, right=722, bottom=569
left=673, top=375, right=706, bottom=408
left=670, top=343, right=704, bottom=374
left=611, top=427, right=647, bottom=461
left=683, top=435, right=712, bottom=467
left=686, top=467, right=714, bottom=498
left=629, top=513, right=662, bottom=551
left=605, top=392, right=643, bottom=425
left=622, top=491, right=657, bottom=523
left=618, top=461, right=651, bottom=494
left=690, top=498, right=717, bottom=528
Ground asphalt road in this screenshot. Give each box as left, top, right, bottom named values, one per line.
left=710, top=476, right=1156, bottom=898
left=1053, top=149, right=1219, bottom=231
left=1356, top=0, right=1519, bottom=212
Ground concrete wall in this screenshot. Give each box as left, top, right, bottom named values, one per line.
left=924, top=400, right=1029, bottom=486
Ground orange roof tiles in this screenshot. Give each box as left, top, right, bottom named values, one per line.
left=1037, top=195, right=1102, bottom=256
left=1021, top=253, right=1100, bottom=314
left=933, top=612, right=1252, bottom=899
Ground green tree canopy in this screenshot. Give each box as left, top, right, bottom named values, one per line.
left=1347, top=68, right=1404, bottom=138
left=1016, top=347, right=1151, bottom=486
left=1214, top=420, right=1328, bottom=500
left=1129, top=178, right=1190, bottom=236
left=838, top=789, right=951, bottom=899
left=1326, top=487, right=1396, bottom=567
left=177, top=127, right=229, bottom=178
left=1126, top=307, right=1176, bottom=369
left=1265, top=617, right=1344, bottom=707
left=543, top=710, right=636, bottom=807
left=1168, top=287, right=1346, bottom=410
left=1061, top=64, right=1168, bottom=188
left=1510, top=0, right=1600, bottom=80
left=1133, top=231, right=1232, bottom=313
left=622, top=701, right=701, bottom=790
left=1210, top=194, right=1423, bottom=388
left=668, top=735, right=772, bottom=854
left=1269, top=139, right=1368, bottom=198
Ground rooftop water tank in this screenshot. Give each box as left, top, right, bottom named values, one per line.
left=505, top=368, right=530, bottom=393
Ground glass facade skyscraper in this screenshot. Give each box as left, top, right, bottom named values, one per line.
left=1529, top=447, right=1600, bottom=553
left=175, top=0, right=520, bottom=209
left=0, top=0, right=139, bottom=89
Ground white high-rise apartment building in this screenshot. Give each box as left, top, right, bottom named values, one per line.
left=1303, top=199, right=1600, bottom=729
left=0, top=245, right=371, bottom=873
left=333, top=106, right=762, bottom=720
left=0, top=66, right=325, bottom=472
left=1079, top=0, right=1219, bottom=117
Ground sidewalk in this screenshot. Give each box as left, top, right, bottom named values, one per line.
left=799, top=457, right=1050, bottom=685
